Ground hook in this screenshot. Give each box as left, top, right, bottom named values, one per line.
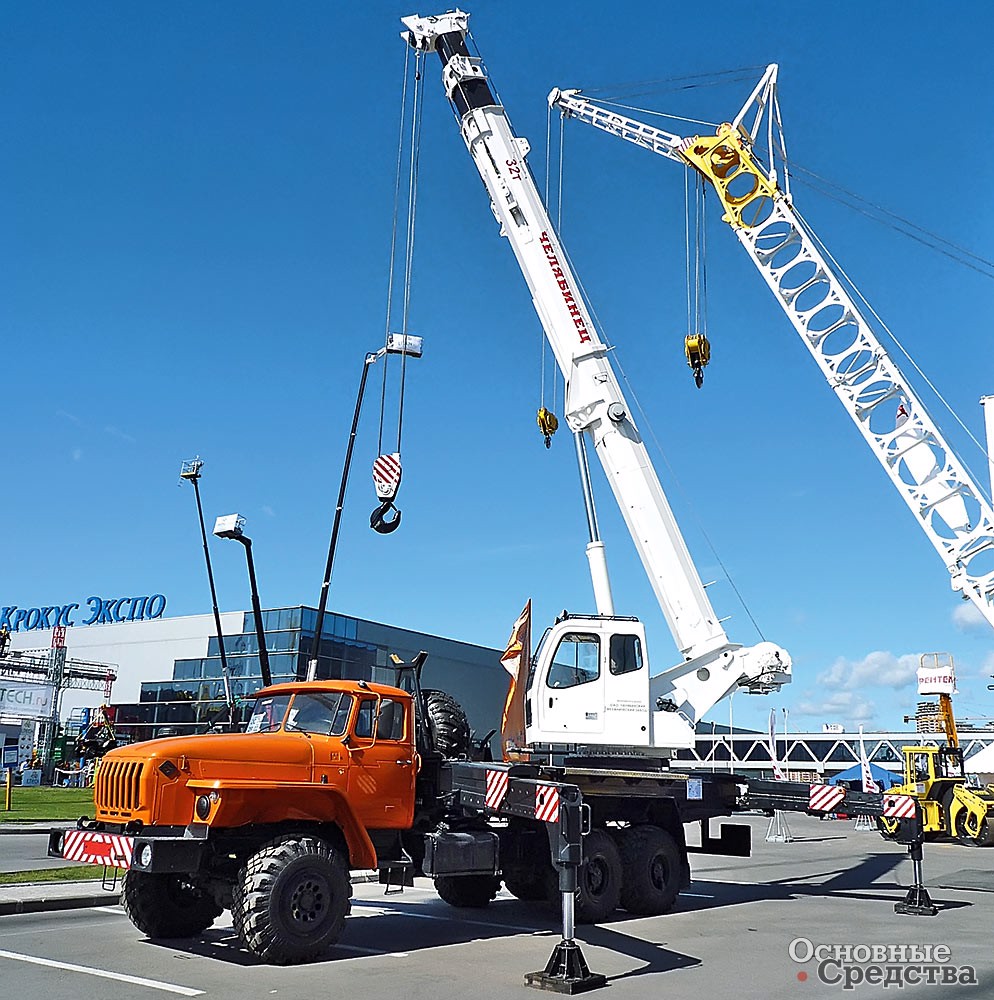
left=370, top=500, right=402, bottom=534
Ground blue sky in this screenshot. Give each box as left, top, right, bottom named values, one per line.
left=3, top=2, right=992, bottom=735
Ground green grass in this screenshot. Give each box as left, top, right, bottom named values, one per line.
left=0, top=865, right=108, bottom=885
left=0, top=786, right=95, bottom=823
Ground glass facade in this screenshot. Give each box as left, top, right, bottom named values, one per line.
left=110, top=605, right=507, bottom=746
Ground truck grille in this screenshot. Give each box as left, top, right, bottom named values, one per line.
left=96, top=759, right=145, bottom=816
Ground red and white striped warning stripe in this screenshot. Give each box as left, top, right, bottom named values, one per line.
left=535, top=783, right=560, bottom=824
left=883, top=794, right=917, bottom=819
left=62, top=829, right=134, bottom=868
left=485, top=769, right=509, bottom=811
left=372, top=453, right=402, bottom=500
left=809, top=784, right=846, bottom=812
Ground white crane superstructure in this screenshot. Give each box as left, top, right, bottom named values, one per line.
left=402, top=11, right=790, bottom=751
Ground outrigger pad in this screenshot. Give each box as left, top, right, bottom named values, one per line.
left=895, top=885, right=939, bottom=917
left=525, top=940, right=608, bottom=994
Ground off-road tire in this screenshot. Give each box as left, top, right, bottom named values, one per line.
left=423, top=689, right=471, bottom=757
left=575, top=829, right=622, bottom=924
left=232, top=836, right=351, bottom=965
left=434, top=873, right=501, bottom=908
left=121, top=870, right=222, bottom=939
left=617, top=825, right=682, bottom=916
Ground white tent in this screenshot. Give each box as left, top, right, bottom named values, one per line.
left=964, top=743, right=994, bottom=776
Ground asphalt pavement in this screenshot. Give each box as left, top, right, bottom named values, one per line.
left=0, top=815, right=991, bottom=998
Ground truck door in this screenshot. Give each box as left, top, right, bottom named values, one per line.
left=539, top=631, right=605, bottom=736
left=346, top=696, right=415, bottom=828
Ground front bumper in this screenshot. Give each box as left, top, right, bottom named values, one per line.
left=49, top=824, right=206, bottom=873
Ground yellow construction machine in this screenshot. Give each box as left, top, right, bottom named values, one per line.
left=880, top=655, right=994, bottom=846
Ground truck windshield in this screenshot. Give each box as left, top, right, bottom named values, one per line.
left=285, top=692, right=354, bottom=737
left=245, top=694, right=292, bottom=734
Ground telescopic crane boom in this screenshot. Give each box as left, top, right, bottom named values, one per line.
left=551, top=71, right=994, bottom=635
left=402, top=11, right=790, bottom=751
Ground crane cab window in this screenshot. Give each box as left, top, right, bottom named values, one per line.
left=609, top=634, right=643, bottom=675
left=547, top=633, right=600, bottom=689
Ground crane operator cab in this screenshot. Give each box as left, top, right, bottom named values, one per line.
left=525, top=613, right=791, bottom=753
left=526, top=615, right=652, bottom=749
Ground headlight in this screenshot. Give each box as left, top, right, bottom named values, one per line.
left=138, top=843, right=153, bottom=868
left=195, top=795, right=212, bottom=821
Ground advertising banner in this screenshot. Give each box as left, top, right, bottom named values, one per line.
left=917, top=664, right=956, bottom=696
left=0, top=681, right=56, bottom=720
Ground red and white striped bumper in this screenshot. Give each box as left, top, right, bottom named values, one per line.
left=59, top=829, right=134, bottom=868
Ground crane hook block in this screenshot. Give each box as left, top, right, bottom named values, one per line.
left=373, top=453, right=403, bottom=501
left=537, top=407, right=559, bottom=449
left=685, top=332, right=711, bottom=389
left=370, top=500, right=402, bottom=534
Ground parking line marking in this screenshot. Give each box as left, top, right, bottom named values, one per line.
left=94, top=906, right=126, bottom=914
left=0, top=949, right=205, bottom=996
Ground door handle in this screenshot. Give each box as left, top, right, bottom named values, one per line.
left=395, top=759, right=412, bottom=766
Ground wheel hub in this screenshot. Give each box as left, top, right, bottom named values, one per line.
left=648, top=853, right=669, bottom=891
left=290, top=877, right=327, bottom=925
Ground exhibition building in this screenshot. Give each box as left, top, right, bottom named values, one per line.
left=0, top=596, right=508, bottom=749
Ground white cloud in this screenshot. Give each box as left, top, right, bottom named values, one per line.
left=793, top=689, right=876, bottom=727
left=262, top=505, right=276, bottom=518
left=818, top=651, right=919, bottom=691
left=952, top=602, right=991, bottom=634
left=71, top=447, right=83, bottom=462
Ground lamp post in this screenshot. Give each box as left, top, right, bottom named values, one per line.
left=213, top=514, right=273, bottom=689
left=307, top=334, right=423, bottom=681
left=180, top=458, right=235, bottom=724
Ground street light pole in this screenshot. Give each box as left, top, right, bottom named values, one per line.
left=213, top=514, right=272, bottom=689
left=307, top=335, right=423, bottom=681
left=180, top=458, right=235, bottom=725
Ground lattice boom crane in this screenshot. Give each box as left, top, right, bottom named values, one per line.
left=551, top=72, right=994, bottom=635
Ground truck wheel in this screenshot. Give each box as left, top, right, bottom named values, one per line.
left=617, top=825, right=682, bottom=916
left=423, top=689, right=471, bottom=757
left=575, top=829, right=622, bottom=924
left=434, top=873, right=501, bottom=907
left=233, top=836, right=351, bottom=965
left=121, top=871, right=222, bottom=938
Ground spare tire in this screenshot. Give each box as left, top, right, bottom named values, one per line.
left=422, top=689, right=471, bottom=757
